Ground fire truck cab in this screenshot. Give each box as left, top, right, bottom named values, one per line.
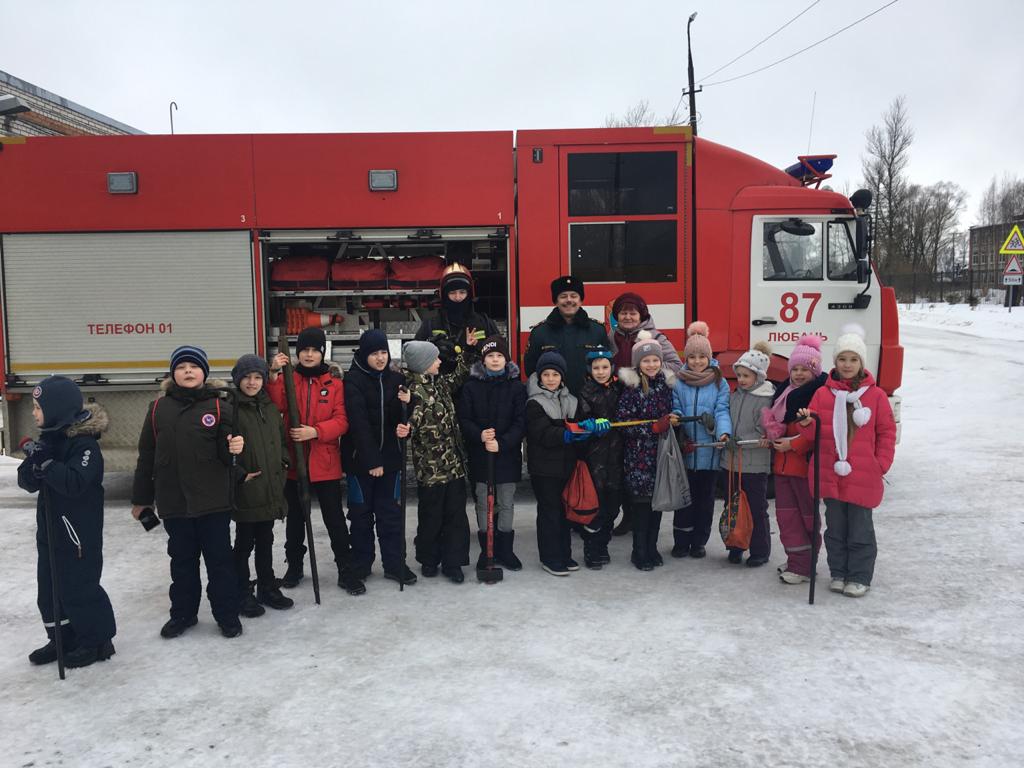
left=0, top=127, right=902, bottom=467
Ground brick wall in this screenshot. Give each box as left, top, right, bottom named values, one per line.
left=0, top=70, right=142, bottom=138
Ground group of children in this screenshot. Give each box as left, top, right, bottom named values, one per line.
left=18, top=319, right=896, bottom=670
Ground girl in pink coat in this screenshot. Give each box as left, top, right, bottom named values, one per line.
left=797, top=325, right=896, bottom=598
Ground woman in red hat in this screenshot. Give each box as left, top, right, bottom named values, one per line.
left=607, top=292, right=682, bottom=374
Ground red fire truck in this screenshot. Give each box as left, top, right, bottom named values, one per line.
left=0, top=127, right=902, bottom=467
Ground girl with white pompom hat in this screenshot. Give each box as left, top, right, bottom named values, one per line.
left=796, top=324, right=897, bottom=598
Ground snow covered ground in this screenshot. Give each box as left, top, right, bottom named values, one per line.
left=0, top=304, right=1021, bottom=768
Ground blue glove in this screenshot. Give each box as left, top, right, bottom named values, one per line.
left=593, top=418, right=611, bottom=435
left=578, top=418, right=597, bottom=432
left=563, top=429, right=592, bottom=444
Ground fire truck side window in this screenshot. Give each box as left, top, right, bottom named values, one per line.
left=762, top=222, right=823, bottom=281
left=827, top=220, right=858, bottom=281
left=570, top=220, right=676, bottom=283
left=567, top=152, right=677, bottom=216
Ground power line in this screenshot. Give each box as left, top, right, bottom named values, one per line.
left=702, top=0, right=901, bottom=88
left=700, top=0, right=823, bottom=82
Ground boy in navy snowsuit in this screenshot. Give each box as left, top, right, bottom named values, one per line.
left=18, top=376, right=116, bottom=669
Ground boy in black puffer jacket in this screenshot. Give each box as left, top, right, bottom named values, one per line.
left=342, top=330, right=416, bottom=586
left=18, top=376, right=117, bottom=669
left=131, top=345, right=245, bottom=640
left=578, top=347, right=622, bottom=569
left=457, top=335, right=527, bottom=572
left=229, top=354, right=293, bottom=617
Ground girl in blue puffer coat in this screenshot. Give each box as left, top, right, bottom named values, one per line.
left=670, top=322, right=732, bottom=559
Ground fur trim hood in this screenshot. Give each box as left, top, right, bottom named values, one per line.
left=469, top=361, right=521, bottom=381
left=617, top=367, right=677, bottom=390
left=64, top=402, right=109, bottom=438
left=160, top=377, right=230, bottom=395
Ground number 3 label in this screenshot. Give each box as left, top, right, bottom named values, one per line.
left=780, top=292, right=821, bottom=323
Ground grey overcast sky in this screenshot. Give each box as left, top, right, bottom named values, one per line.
left=3, top=0, right=1021, bottom=221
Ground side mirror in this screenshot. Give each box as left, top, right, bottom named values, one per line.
left=855, top=214, right=871, bottom=284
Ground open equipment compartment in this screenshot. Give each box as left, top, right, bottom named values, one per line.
left=263, top=226, right=510, bottom=368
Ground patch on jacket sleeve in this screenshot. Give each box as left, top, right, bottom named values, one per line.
left=201, top=413, right=217, bottom=428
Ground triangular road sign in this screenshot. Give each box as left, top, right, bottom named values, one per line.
left=1005, top=254, right=1023, bottom=276
left=1000, top=225, right=1024, bottom=255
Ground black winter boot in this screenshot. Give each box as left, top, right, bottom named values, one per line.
left=280, top=561, right=304, bottom=589
left=583, top=537, right=602, bottom=570
left=257, top=585, right=295, bottom=610
left=240, top=582, right=266, bottom=618
left=338, top=568, right=367, bottom=596
left=64, top=640, right=115, bottom=668
left=28, top=625, right=76, bottom=665
left=648, top=526, right=663, bottom=567
left=495, top=530, right=523, bottom=571
left=442, top=565, right=465, bottom=584
left=160, top=616, right=198, bottom=639
left=631, top=529, right=652, bottom=571
left=219, top=621, right=243, bottom=638
left=384, top=564, right=418, bottom=585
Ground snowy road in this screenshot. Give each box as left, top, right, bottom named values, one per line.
left=1, top=307, right=1021, bottom=768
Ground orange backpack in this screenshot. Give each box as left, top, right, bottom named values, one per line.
left=719, top=447, right=753, bottom=550
left=562, top=460, right=600, bottom=525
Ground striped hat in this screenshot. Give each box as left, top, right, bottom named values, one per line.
left=170, top=345, right=209, bottom=379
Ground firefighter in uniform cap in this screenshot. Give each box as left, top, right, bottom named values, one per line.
left=523, top=275, right=608, bottom=395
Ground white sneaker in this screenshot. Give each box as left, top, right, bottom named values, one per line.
left=779, top=570, right=809, bottom=585
left=843, top=582, right=869, bottom=598
left=829, top=579, right=846, bottom=593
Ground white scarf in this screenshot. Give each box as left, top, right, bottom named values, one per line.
left=831, top=385, right=872, bottom=476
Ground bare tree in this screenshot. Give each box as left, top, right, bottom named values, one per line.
left=861, top=96, right=914, bottom=276
left=976, top=173, right=1024, bottom=224
left=922, top=181, right=967, bottom=280
left=606, top=98, right=685, bottom=128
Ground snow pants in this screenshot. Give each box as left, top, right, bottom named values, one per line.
left=233, top=519, right=276, bottom=591
left=284, top=479, right=353, bottom=571
left=474, top=482, right=516, bottom=533
left=414, top=478, right=470, bottom=569
left=36, top=504, right=116, bottom=649
left=531, top=474, right=571, bottom=568
left=673, top=469, right=718, bottom=549
left=164, top=511, right=239, bottom=625
left=348, top=471, right=405, bottom=574
left=723, top=471, right=771, bottom=560
left=774, top=475, right=821, bottom=576
left=583, top=485, right=621, bottom=548
left=824, top=499, right=876, bottom=586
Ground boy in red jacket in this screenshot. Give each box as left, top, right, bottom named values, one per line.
left=797, top=325, right=897, bottom=598
left=269, top=327, right=364, bottom=596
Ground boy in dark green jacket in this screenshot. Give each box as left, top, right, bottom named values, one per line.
left=230, top=355, right=293, bottom=617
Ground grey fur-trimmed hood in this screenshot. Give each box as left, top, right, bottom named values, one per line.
left=617, top=367, right=677, bottom=390
left=64, top=402, right=109, bottom=437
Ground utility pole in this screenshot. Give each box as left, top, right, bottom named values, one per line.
left=684, top=12, right=701, bottom=135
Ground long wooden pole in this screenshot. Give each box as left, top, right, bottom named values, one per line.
left=277, top=330, right=321, bottom=605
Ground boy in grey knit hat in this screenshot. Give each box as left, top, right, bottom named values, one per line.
left=397, top=338, right=475, bottom=583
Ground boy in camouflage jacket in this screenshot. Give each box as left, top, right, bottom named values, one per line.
left=397, top=340, right=473, bottom=583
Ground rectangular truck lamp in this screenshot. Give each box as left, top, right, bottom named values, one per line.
left=107, top=172, right=138, bottom=194
left=368, top=169, right=398, bottom=192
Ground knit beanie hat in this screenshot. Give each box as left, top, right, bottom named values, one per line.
left=479, top=335, right=509, bottom=361
left=833, top=323, right=868, bottom=365
left=170, top=345, right=210, bottom=379
left=586, top=346, right=614, bottom=367
left=231, top=354, right=269, bottom=387
left=296, top=326, right=327, bottom=356
left=682, top=321, right=713, bottom=359
left=631, top=330, right=664, bottom=368
left=788, top=334, right=823, bottom=374
left=536, top=350, right=567, bottom=378
left=550, top=275, right=585, bottom=303
left=733, top=341, right=772, bottom=385
left=403, top=341, right=440, bottom=374
left=32, top=376, right=89, bottom=433
left=612, top=292, right=650, bottom=322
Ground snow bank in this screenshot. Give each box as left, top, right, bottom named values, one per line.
left=899, top=302, right=1024, bottom=342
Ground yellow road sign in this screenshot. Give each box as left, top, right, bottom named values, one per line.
left=1000, top=225, right=1024, bottom=255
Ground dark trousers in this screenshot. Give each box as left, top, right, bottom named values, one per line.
left=724, top=471, right=771, bottom=559
left=583, top=485, right=621, bottom=547
left=531, top=474, right=571, bottom=567
left=631, top=500, right=664, bottom=556
left=348, top=471, right=405, bottom=573
left=414, top=478, right=470, bottom=569
left=233, top=520, right=276, bottom=591
left=673, top=469, right=718, bottom=549
left=36, top=504, right=116, bottom=648
left=824, top=499, right=877, bottom=585
left=283, top=478, right=353, bottom=570
left=164, top=512, right=239, bottom=625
